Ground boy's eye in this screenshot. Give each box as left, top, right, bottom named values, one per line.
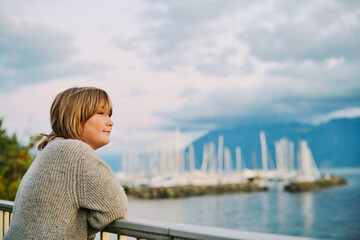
left=98, top=111, right=104, bottom=115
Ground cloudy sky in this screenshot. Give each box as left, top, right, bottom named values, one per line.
left=0, top=0, right=359, bottom=155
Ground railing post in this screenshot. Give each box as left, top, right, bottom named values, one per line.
left=103, top=232, right=129, bottom=240
left=4, top=212, right=10, bottom=239
left=0, top=210, right=3, bottom=240
left=0, top=210, right=11, bottom=240
left=101, top=231, right=110, bottom=240
left=4, top=212, right=10, bottom=233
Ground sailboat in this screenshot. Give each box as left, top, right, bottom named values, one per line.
left=296, top=140, right=321, bottom=181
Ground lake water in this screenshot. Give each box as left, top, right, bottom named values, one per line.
left=126, top=168, right=360, bottom=239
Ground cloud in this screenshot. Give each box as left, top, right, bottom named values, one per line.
left=0, top=13, right=74, bottom=67
left=195, top=48, right=240, bottom=77
left=311, top=107, right=360, bottom=124
left=0, top=13, right=97, bottom=91
left=113, top=0, right=360, bottom=80
left=270, top=59, right=360, bottom=86
left=238, top=1, right=360, bottom=62
left=1, top=0, right=360, bottom=153
left=156, top=76, right=360, bottom=130
left=178, top=86, right=201, bottom=99
left=113, top=0, right=250, bottom=76
left=126, top=0, right=360, bottom=130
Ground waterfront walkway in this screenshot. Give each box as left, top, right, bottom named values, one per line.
left=1, top=200, right=316, bottom=240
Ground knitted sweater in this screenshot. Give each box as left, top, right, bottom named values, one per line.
left=4, top=137, right=128, bottom=240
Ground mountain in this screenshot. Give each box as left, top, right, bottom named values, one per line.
left=188, top=118, right=360, bottom=169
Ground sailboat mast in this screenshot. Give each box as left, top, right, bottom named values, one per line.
left=260, top=131, right=268, bottom=174
left=218, top=135, right=224, bottom=174
left=236, top=146, right=241, bottom=173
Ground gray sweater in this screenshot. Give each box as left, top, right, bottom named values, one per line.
left=4, top=137, right=128, bottom=240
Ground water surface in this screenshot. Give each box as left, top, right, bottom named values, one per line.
left=127, top=168, right=360, bottom=239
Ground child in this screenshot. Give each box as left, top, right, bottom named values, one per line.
left=5, top=87, right=128, bottom=240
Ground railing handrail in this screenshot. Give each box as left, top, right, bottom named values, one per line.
left=0, top=200, right=317, bottom=240
left=104, top=217, right=316, bottom=240
left=0, top=200, right=13, bottom=213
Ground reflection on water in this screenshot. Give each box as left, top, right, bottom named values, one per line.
left=261, top=192, right=269, bottom=230
left=277, top=192, right=285, bottom=233
left=127, top=168, right=360, bottom=239
left=302, top=192, right=314, bottom=234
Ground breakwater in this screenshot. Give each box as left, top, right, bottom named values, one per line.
left=284, top=175, right=347, bottom=192
left=127, top=182, right=267, bottom=199
left=125, top=175, right=348, bottom=198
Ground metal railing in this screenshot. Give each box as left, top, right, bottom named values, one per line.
left=1, top=200, right=316, bottom=240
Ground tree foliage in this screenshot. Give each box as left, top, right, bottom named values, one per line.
left=0, top=119, right=42, bottom=201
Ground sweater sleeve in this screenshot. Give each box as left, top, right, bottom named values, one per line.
left=77, top=147, right=128, bottom=233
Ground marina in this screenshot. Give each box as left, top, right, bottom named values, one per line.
left=117, top=129, right=346, bottom=195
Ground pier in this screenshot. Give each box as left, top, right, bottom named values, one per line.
left=0, top=200, right=317, bottom=240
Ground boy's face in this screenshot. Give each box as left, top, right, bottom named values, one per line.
left=82, top=106, right=113, bottom=150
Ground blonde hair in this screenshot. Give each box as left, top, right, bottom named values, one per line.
left=38, top=87, right=112, bottom=150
